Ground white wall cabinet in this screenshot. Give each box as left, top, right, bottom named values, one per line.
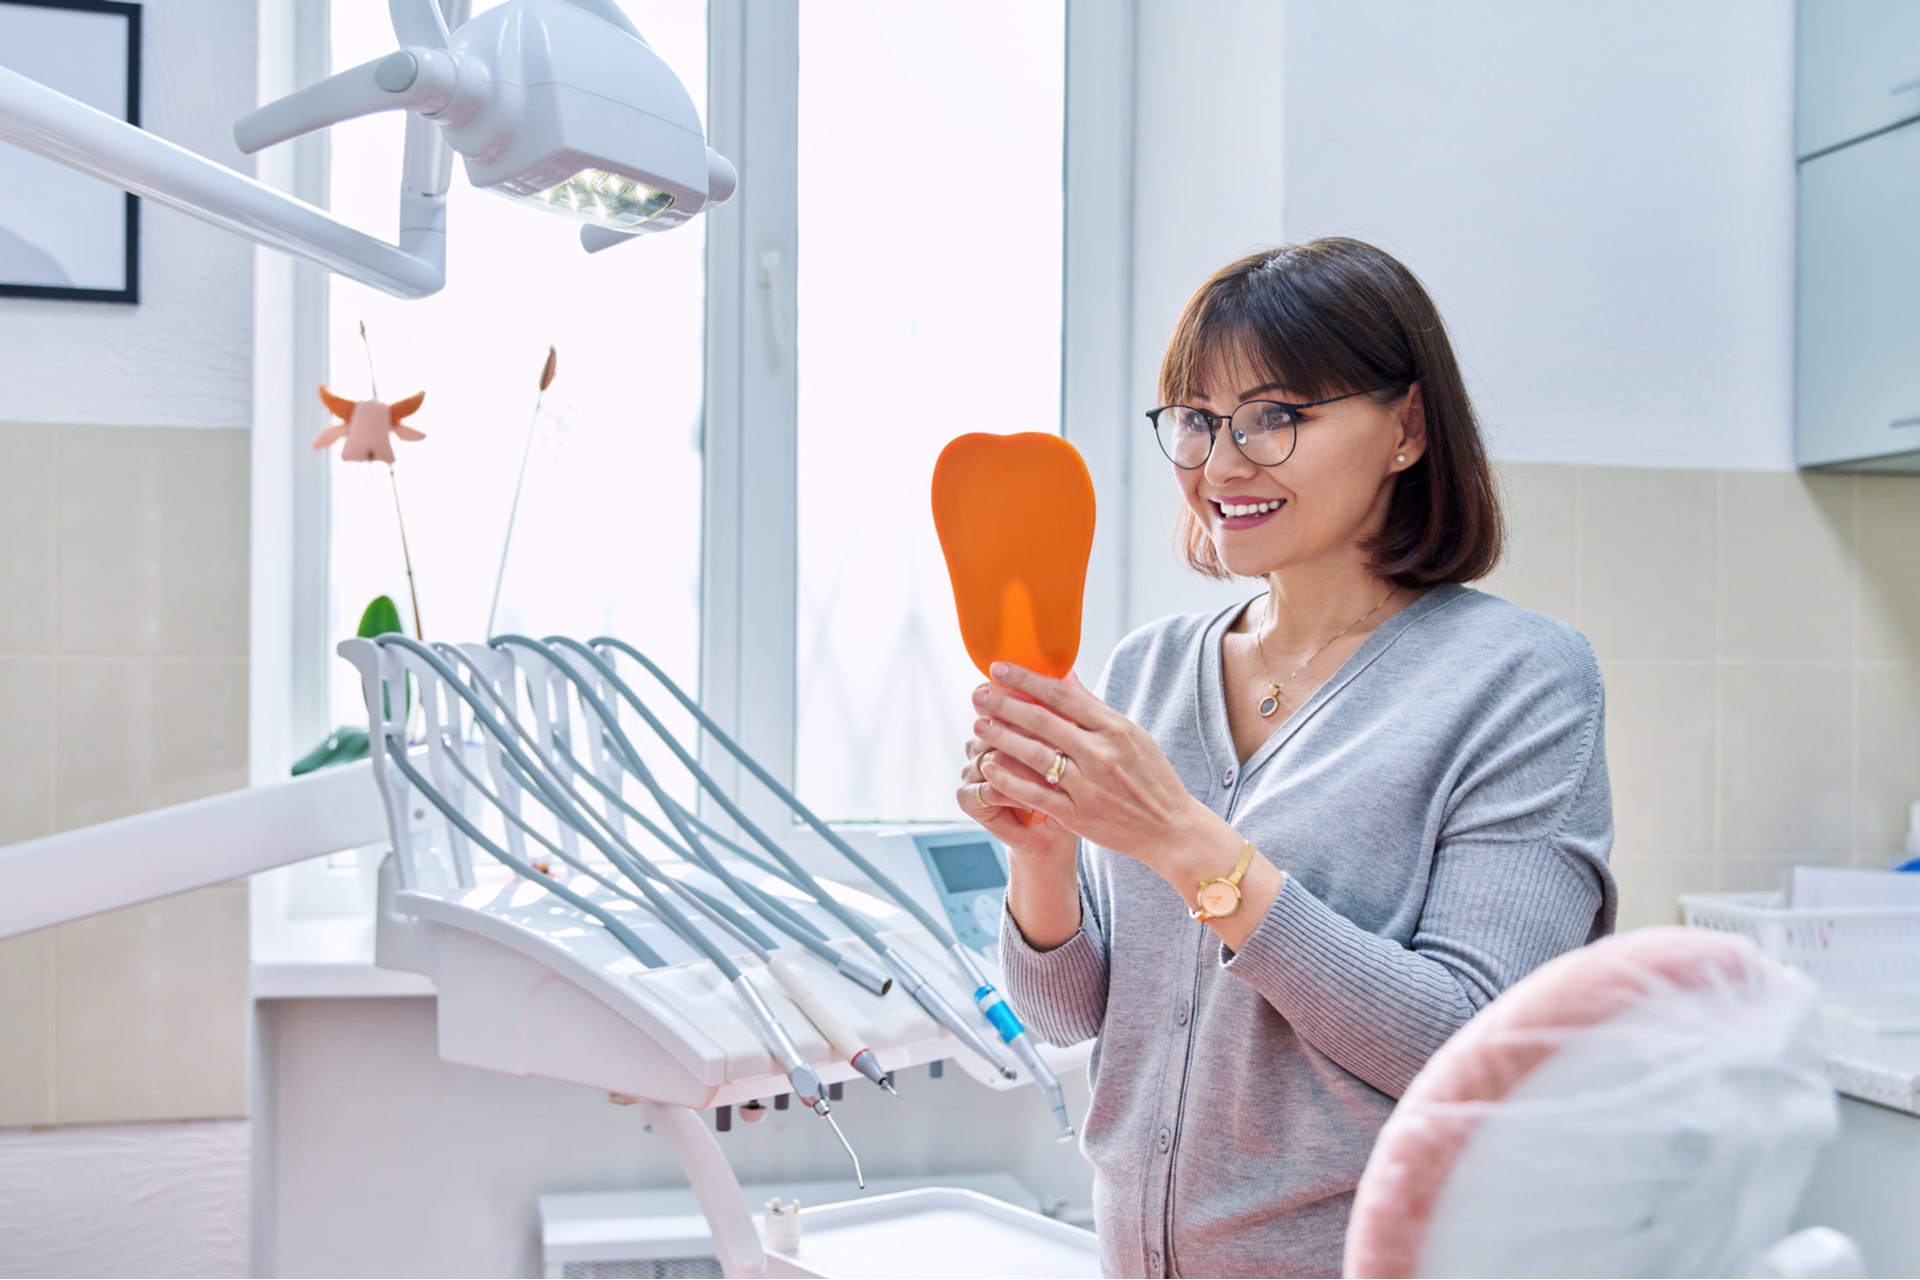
left=1797, top=1, right=1920, bottom=471
left=1797, top=120, right=1920, bottom=471
left=1798, top=0, right=1920, bottom=159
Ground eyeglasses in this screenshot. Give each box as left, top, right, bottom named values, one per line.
left=1145, top=389, right=1384, bottom=470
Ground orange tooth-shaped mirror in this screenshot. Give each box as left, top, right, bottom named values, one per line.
left=932, top=433, right=1097, bottom=681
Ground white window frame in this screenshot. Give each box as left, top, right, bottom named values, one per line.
left=255, top=0, right=1136, bottom=836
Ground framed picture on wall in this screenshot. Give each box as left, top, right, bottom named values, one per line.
left=0, top=0, right=141, bottom=303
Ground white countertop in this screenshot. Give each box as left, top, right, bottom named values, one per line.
left=1825, top=1034, right=1920, bottom=1117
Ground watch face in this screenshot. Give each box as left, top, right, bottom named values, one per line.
left=1197, top=881, right=1239, bottom=916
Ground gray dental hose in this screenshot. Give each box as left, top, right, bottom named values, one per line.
left=542, top=636, right=1018, bottom=1084
left=426, top=642, right=796, bottom=962
left=436, top=734, right=782, bottom=964
left=536, top=740, right=853, bottom=970
left=488, top=637, right=894, bottom=1000
left=436, top=686, right=792, bottom=963
left=373, top=637, right=860, bottom=1172
left=584, top=636, right=1074, bottom=1139
left=382, top=745, right=667, bottom=968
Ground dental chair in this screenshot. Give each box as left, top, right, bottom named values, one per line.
left=1346, top=927, right=1862, bottom=1279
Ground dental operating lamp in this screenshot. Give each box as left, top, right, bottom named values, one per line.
left=0, top=0, right=733, bottom=299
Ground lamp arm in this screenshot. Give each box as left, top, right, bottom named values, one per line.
left=0, top=65, right=446, bottom=299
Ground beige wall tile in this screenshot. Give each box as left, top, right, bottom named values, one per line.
left=1481, top=463, right=1576, bottom=624
left=1857, top=664, right=1920, bottom=859
left=54, top=886, right=248, bottom=1124
left=1602, top=663, right=1716, bottom=852
left=0, top=425, right=55, bottom=655
left=1718, top=472, right=1852, bottom=662
left=1719, top=851, right=1852, bottom=896
left=1576, top=466, right=1716, bottom=661
left=0, top=929, right=56, bottom=1126
left=58, top=427, right=248, bottom=658
left=1610, top=853, right=1716, bottom=931
left=1720, top=665, right=1851, bottom=854
left=0, top=658, right=55, bottom=844
left=1858, top=475, right=1920, bottom=663
left=56, top=658, right=247, bottom=830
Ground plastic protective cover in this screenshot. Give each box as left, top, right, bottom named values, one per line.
left=1346, top=927, right=1839, bottom=1279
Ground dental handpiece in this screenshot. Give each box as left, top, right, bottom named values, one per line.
left=768, top=952, right=894, bottom=1093
left=949, top=941, right=1076, bottom=1137
left=734, top=974, right=865, bottom=1187
left=972, top=983, right=1074, bottom=1141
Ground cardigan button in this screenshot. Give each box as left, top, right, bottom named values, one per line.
left=1221, top=767, right=1236, bottom=788
left=1149, top=1250, right=1163, bottom=1276
left=1176, top=1000, right=1190, bottom=1026
left=1156, top=1127, right=1172, bottom=1153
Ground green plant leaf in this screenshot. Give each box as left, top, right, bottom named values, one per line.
left=356, top=594, right=410, bottom=719
left=291, top=727, right=371, bottom=776
left=358, top=595, right=404, bottom=638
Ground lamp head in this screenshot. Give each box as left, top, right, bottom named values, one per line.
left=437, top=0, right=732, bottom=234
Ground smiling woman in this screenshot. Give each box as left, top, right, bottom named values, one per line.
left=961, top=237, right=1617, bottom=1278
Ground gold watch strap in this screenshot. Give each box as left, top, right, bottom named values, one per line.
left=1224, top=838, right=1255, bottom=888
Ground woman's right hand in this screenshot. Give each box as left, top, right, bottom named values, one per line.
left=958, top=698, right=1082, bottom=948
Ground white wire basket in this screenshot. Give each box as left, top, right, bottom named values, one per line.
left=1680, top=890, right=1920, bottom=989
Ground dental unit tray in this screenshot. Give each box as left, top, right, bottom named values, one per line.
left=330, top=632, right=1089, bottom=1278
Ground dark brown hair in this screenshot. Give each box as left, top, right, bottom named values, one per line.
left=1159, top=238, right=1502, bottom=585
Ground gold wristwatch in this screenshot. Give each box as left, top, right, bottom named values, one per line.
left=1191, top=839, right=1256, bottom=922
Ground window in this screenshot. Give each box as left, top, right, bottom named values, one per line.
left=322, top=1, right=709, bottom=780
left=792, top=0, right=1068, bottom=821
left=281, top=0, right=1114, bottom=850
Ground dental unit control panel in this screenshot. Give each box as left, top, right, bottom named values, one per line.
left=879, top=826, right=1011, bottom=955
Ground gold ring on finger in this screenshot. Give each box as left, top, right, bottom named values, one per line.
left=1045, top=750, right=1069, bottom=787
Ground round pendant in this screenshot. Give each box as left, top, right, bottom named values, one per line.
left=1258, top=691, right=1280, bottom=718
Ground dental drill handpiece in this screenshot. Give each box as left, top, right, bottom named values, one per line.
left=545, top=637, right=1017, bottom=1081
left=733, top=976, right=865, bottom=1187
left=569, top=637, right=1019, bottom=1081
left=385, top=639, right=845, bottom=1146
left=674, top=779, right=1067, bottom=1132
left=950, top=947, right=1074, bottom=1141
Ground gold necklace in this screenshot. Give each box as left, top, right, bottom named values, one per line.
left=1252, top=584, right=1399, bottom=718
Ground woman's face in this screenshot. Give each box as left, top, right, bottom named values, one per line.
left=1174, top=346, right=1425, bottom=580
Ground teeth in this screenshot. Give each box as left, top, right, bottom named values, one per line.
left=1219, top=500, right=1281, bottom=518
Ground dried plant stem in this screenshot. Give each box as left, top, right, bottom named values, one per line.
left=387, top=464, right=424, bottom=640
left=486, top=347, right=556, bottom=639
left=485, top=390, right=542, bottom=639
left=358, top=321, right=383, bottom=400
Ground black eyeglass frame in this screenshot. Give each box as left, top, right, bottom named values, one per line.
left=1144, top=387, right=1397, bottom=470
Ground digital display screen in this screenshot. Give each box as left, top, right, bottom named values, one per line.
left=927, top=841, right=1005, bottom=895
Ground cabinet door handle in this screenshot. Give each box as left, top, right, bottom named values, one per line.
left=1891, top=414, right=1920, bottom=430
left=1892, top=76, right=1920, bottom=96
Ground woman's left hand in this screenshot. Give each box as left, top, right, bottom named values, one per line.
left=972, top=662, right=1209, bottom=874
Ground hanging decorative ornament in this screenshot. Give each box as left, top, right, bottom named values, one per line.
left=313, top=385, right=427, bottom=464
